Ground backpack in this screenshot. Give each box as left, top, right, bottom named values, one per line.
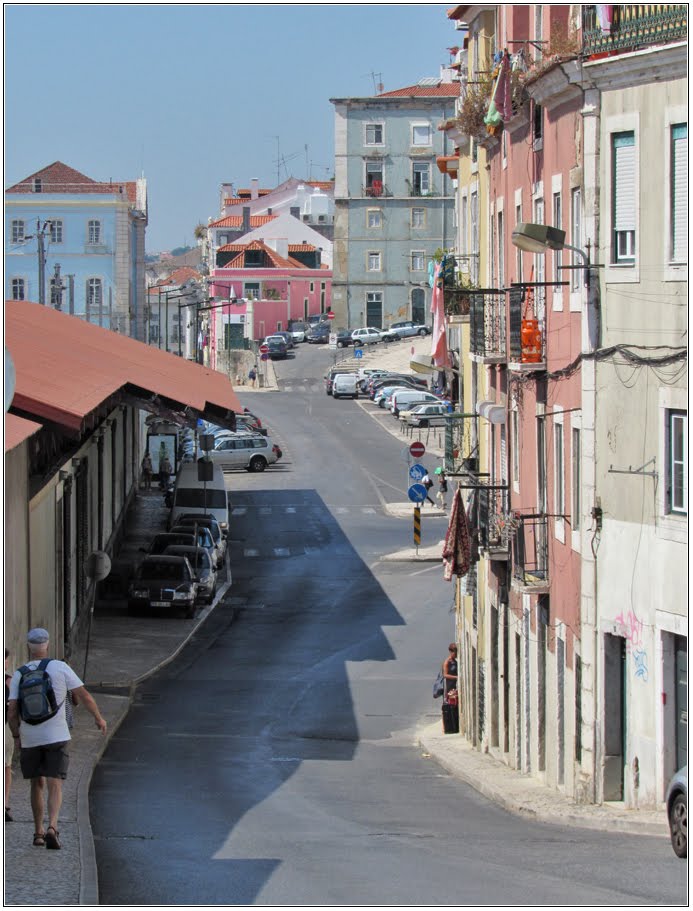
left=17, top=659, right=63, bottom=726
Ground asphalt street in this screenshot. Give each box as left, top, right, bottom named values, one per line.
left=89, top=342, right=687, bottom=906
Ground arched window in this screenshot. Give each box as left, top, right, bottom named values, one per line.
left=86, top=278, right=103, bottom=321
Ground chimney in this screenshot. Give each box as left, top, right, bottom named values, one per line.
left=242, top=206, right=251, bottom=234
left=267, top=207, right=272, bottom=215
left=251, top=178, right=259, bottom=201
left=270, top=238, right=289, bottom=260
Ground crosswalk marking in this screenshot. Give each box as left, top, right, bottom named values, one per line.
left=273, top=547, right=291, bottom=557
left=244, top=548, right=259, bottom=557
left=232, top=507, right=247, bottom=516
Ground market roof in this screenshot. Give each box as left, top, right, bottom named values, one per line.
left=5, top=300, right=241, bottom=439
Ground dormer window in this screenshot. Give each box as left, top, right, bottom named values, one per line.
left=244, top=249, right=263, bottom=267
left=33, top=178, right=42, bottom=193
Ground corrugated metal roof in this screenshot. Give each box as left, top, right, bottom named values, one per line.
left=5, top=300, right=241, bottom=435
left=4, top=414, right=42, bottom=453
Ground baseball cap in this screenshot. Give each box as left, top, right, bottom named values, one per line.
left=27, top=628, right=50, bottom=644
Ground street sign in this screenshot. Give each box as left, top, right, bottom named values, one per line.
left=326, top=311, right=336, bottom=320
left=408, top=483, right=427, bottom=504
left=259, top=343, right=269, bottom=354
left=409, top=463, right=426, bottom=481
left=410, top=441, right=426, bottom=458
left=413, top=506, right=421, bottom=546
left=353, top=348, right=363, bottom=359
left=260, top=353, right=269, bottom=361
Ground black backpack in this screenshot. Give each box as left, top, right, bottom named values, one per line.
left=17, top=659, right=63, bottom=726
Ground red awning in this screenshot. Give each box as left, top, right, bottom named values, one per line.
left=5, top=300, right=242, bottom=435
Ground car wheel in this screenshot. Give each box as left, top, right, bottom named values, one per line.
left=418, top=328, right=428, bottom=336
left=669, top=793, right=687, bottom=858
left=337, top=341, right=344, bottom=348
left=248, top=456, right=267, bottom=472
left=354, top=340, right=363, bottom=347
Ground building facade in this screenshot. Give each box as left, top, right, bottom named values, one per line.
left=5, top=161, right=148, bottom=339
left=331, top=78, right=459, bottom=329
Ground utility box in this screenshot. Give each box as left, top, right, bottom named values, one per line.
left=199, top=433, right=215, bottom=452
left=197, top=458, right=214, bottom=482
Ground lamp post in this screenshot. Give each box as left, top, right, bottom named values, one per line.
left=23, top=219, right=53, bottom=306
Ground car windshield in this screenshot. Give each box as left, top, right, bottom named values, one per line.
left=168, top=549, right=210, bottom=570
left=178, top=520, right=220, bottom=542
left=139, top=560, right=186, bottom=581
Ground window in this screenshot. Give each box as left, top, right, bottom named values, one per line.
left=367, top=208, right=382, bottom=229
left=366, top=291, right=382, bottom=326
left=534, top=198, right=545, bottom=316
left=515, top=203, right=522, bottom=284
left=671, top=124, right=687, bottom=263
left=511, top=408, right=520, bottom=486
left=244, top=282, right=260, bottom=299
left=612, top=132, right=636, bottom=263
left=87, top=219, right=101, bottom=245
left=460, top=198, right=468, bottom=255
left=49, top=220, right=63, bottom=244
left=11, top=220, right=25, bottom=243
left=570, top=188, right=582, bottom=291
left=498, top=211, right=504, bottom=288
left=86, top=278, right=103, bottom=319
left=552, top=192, right=562, bottom=287
left=667, top=410, right=687, bottom=514
left=365, top=123, right=383, bottom=145
left=412, top=161, right=431, bottom=196
left=411, top=207, right=425, bottom=228
left=11, top=278, right=25, bottom=300
left=537, top=416, right=547, bottom=512
left=533, top=103, right=543, bottom=149
left=148, top=324, right=159, bottom=343
left=554, top=421, right=565, bottom=516
left=470, top=192, right=479, bottom=285
left=571, top=427, right=581, bottom=531
left=412, top=123, right=432, bottom=146
left=244, top=249, right=263, bottom=267
left=367, top=251, right=381, bottom=272
left=365, top=160, right=383, bottom=196
left=310, top=282, right=314, bottom=292
left=33, top=178, right=42, bottom=193
left=410, top=251, right=425, bottom=271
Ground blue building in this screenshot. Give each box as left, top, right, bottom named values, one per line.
left=330, top=77, right=459, bottom=329
left=5, top=161, right=148, bottom=339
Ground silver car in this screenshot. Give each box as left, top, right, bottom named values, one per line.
left=163, top=545, right=217, bottom=604
left=666, top=766, right=687, bottom=858
left=207, top=432, right=281, bottom=472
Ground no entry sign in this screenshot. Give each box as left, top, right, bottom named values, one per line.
left=259, top=344, right=269, bottom=354
left=409, top=441, right=425, bottom=458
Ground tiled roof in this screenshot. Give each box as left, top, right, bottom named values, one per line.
left=209, top=214, right=278, bottom=229
left=217, top=240, right=308, bottom=270
left=288, top=243, right=317, bottom=252
left=149, top=267, right=202, bottom=290
left=5, top=300, right=241, bottom=435
left=5, top=161, right=138, bottom=202
left=377, top=83, right=460, bottom=98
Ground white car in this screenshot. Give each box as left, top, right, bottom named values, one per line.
left=351, top=327, right=384, bottom=346
left=400, top=402, right=450, bottom=427
left=389, top=389, right=443, bottom=417
left=207, top=433, right=282, bottom=472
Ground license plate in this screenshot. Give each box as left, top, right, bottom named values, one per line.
left=151, top=601, right=171, bottom=607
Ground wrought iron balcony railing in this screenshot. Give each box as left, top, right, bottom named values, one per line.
left=443, top=412, right=480, bottom=475
left=469, top=290, right=507, bottom=362
left=508, top=286, right=546, bottom=370
left=582, top=4, right=687, bottom=57
left=444, top=287, right=473, bottom=319
left=477, top=482, right=512, bottom=558
left=511, top=513, right=549, bottom=589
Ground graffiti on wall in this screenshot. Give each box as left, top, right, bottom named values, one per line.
left=615, top=609, right=648, bottom=683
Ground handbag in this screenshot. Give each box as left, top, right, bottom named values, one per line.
left=433, top=670, right=444, bottom=699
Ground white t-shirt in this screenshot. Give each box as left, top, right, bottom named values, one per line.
left=9, top=659, right=83, bottom=748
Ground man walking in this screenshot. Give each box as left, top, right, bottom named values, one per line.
left=6, top=628, right=107, bottom=850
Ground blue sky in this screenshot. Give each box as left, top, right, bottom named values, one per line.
left=5, top=3, right=459, bottom=252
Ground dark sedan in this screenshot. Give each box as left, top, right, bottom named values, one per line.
left=306, top=324, right=330, bottom=344
left=335, top=328, right=354, bottom=348
left=127, top=554, right=199, bottom=618
left=267, top=338, right=288, bottom=359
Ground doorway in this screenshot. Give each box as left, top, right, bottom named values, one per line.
left=603, top=633, right=626, bottom=800
left=675, top=636, right=687, bottom=772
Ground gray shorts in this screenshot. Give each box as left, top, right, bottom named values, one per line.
left=20, top=741, right=69, bottom=780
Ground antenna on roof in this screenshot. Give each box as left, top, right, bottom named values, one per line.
left=363, top=71, right=384, bottom=94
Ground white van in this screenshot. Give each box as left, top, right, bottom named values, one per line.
left=169, top=462, right=229, bottom=537
left=332, top=373, right=359, bottom=399
left=389, top=390, right=442, bottom=417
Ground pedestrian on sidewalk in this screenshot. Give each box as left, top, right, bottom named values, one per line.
left=441, top=643, right=459, bottom=734
left=6, top=629, right=108, bottom=850
left=141, top=452, right=153, bottom=490
left=5, top=649, right=14, bottom=821
left=248, top=366, right=257, bottom=388
left=436, top=470, right=448, bottom=511
left=421, top=469, right=435, bottom=506
left=159, top=451, right=172, bottom=492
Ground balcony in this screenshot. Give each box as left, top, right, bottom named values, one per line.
left=444, top=286, right=472, bottom=322
left=511, top=513, right=549, bottom=592
left=363, top=182, right=390, bottom=198
left=477, top=482, right=511, bottom=560
left=582, top=4, right=687, bottom=57
left=443, top=412, right=480, bottom=475
left=469, top=290, right=507, bottom=363
left=507, top=286, right=546, bottom=372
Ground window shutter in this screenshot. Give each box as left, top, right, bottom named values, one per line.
left=613, top=133, right=635, bottom=232
left=672, top=124, right=687, bottom=263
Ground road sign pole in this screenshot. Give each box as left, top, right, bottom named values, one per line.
left=414, top=506, right=421, bottom=554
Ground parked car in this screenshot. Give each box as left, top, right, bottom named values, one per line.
left=266, top=337, right=288, bottom=359
left=381, top=320, right=431, bottom=342
left=128, top=554, right=199, bottom=618
left=389, top=389, right=442, bottom=417
left=169, top=462, right=229, bottom=536
left=163, top=545, right=218, bottom=604
left=334, top=327, right=354, bottom=348
left=373, top=385, right=412, bottom=407
left=332, top=373, right=359, bottom=399
left=401, top=402, right=450, bottom=427
left=324, top=365, right=359, bottom=395
left=369, top=375, right=428, bottom=400
left=306, top=324, right=331, bottom=344
left=276, top=330, right=295, bottom=349
left=207, top=432, right=282, bottom=472
left=351, top=327, right=384, bottom=346
left=666, top=767, right=687, bottom=858
left=169, top=524, right=218, bottom=567
left=147, top=531, right=197, bottom=555
left=307, top=313, right=329, bottom=326
left=288, top=321, right=308, bottom=342
left=174, top=513, right=227, bottom=561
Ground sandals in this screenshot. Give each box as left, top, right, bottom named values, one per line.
left=45, top=826, right=61, bottom=850
left=5, top=807, right=12, bottom=822
left=33, top=832, right=46, bottom=846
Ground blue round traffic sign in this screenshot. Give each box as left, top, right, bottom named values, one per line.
left=408, top=483, right=427, bottom=504
left=409, top=463, right=426, bottom=481
left=260, top=353, right=269, bottom=361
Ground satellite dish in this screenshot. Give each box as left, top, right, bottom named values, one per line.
left=5, top=348, right=16, bottom=412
